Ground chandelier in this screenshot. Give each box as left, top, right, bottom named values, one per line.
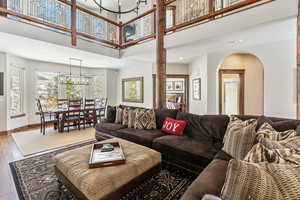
left=59, top=58, right=92, bottom=86
left=92, top=0, right=147, bottom=17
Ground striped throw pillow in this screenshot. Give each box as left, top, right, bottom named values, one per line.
left=222, top=116, right=257, bottom=159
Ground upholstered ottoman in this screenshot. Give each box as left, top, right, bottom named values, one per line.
left=54, top=138, right=161, bottom=200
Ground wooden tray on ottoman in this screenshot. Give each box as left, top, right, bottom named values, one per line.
left=89, top=142, right=125, bottom=168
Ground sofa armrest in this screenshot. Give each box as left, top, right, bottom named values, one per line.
left=202, top=194, right=222, bottom=200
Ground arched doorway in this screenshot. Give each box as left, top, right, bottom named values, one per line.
left=218, top=53, right=264, bottom=115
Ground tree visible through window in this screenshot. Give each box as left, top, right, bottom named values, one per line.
left=36, top=72, right=105, bottom=111
left=10, top=67, right=24, bottom=116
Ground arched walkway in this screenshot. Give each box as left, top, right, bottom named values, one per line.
left=217, top=53, right=264, bottom=115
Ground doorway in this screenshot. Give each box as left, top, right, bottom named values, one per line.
left=153, top=74, right=189, bottom=112
left=219, top=69, right=245, bottom=115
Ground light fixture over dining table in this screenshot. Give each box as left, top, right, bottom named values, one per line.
left=59, top=58, right=93, bottom=86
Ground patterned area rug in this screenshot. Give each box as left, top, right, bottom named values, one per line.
left=10, top=141, right=197, bottom=200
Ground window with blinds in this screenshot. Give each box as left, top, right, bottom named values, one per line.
left=9, top=67, right=25, bottom=116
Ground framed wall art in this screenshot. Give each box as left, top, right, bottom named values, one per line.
left=122, top=77, right=144, bottom=103
left=192, top=78, right=201, bottom=100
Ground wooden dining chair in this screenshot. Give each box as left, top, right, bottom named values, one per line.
left=37, top=99, right=58, bottom=135
left=95, top=98, right=108, bottom=122
left=83, top=99, right=97, bottom=128
left=57, top=98, right=68, bottom=109
left=61, top=99, right=82, bottom=132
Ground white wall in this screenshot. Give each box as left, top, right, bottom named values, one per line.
left=188, top=55, right=208, bottom=115
left=206, top=39, right=296, bottom=119
left=117, top=60, right=154, bottom=108
left=0, top=52, right=7, bottom=132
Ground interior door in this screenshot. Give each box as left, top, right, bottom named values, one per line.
left=219, top=70, right=245, bottom=115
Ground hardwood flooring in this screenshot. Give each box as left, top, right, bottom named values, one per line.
left=0, top=125, right=49, bottom=200
left=0, top=134, right=23, bottom=200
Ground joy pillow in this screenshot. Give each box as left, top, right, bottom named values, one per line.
left=161, top=117, right=187, bottom=136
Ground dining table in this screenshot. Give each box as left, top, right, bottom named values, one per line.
left=48, top=106, right=106, bottom=132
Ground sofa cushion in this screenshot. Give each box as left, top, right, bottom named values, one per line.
left=180, top=159, right=229, bottom=200
left=134, top=109, right=156, bottom=130
left=176, top=112, right=230, bottom=142
left=155, top=109, right=179, bottom=129
left=106, top=106, right=116, bottom=123
left=116, top=128, right=165, bottom=147
left=222, top=117, right=257, bottom=159
left=153, top=135, right=219, bottom=167
left=96, top=122, right=126, bottom=132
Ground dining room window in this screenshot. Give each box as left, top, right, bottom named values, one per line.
left=36, top=72, right=59, bottom=111
left=36, top=71, right=106, bottom=110
left=9, top=67, right=25, bottom=117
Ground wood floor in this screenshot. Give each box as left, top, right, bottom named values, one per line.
left=0, top=134, right=23, bottom=200
left=0, top=125, right=47, bottom=200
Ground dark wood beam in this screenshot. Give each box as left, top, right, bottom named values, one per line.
left=155, top=0, right=166, bottom=109
left=297, top=0, right=300, bottom=119
left=71, top=0, right=77, bottom=46
left=0, top=0, right=7, bottom=17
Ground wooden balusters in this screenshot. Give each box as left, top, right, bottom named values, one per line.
left=71, top=0, right=77, bottom=46
left=155, top=0, right=167, bottom=109
left=0, top=0, right=7, bottom=16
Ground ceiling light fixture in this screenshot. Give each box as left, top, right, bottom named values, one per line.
left=92, top=0, right=147, bottom=18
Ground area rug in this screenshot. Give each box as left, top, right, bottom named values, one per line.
left=12, top=128, right=95, bottom=156
left=10, top=141, right=197, bottom=200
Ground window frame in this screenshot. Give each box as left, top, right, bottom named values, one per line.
left=9, top=66, right=25, bottom=118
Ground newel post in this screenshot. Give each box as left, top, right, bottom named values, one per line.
left=155, top=0, right=167, bottom=109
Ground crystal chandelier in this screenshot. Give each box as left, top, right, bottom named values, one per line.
left=92, top=0, right=147, bottom=17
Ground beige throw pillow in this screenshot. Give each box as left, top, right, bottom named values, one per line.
left=122, top=108, right=130, bottom=126
left=115, top=107, right=123, bottom=124
left=221, top=159, right=300, bottom=200
left=134, top=109, right=156, bottom=130
left=128, top=108, right=139, bottom=128
left=256, top=122, right=297, bottom=142
left=222, top=116, right=257, bottom=159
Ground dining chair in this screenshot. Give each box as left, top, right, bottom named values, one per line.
left=36, top=99, right=58, bottom=135
left=83, top=99, right=97, bottom=128
left=57, top=98, right=68, bottom=109
left=95, top=98, right=108, bottom=122
left=61, top=99, right=82, bottom=132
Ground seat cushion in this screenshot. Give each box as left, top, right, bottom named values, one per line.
left=96, top=122, right=126, bottom=132
left=180, top=159, right=229, bottom=200
left=153, top=135, right=219, bottom=167
left=116, top=128, right=166, bottom=147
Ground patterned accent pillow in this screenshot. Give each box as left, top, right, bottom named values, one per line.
left=115, top=107, right=123, bottom=124
left=244, top=137, right=300, bottom=165
left=222, top=116, right=257, bottom=159
left=221, top=160, right=300, bottom=200
left=134, top=109, right=157, bottom=130
left=128, top=108, right=139, bottom=128
left=122, top=108, right=130, bottom=126
left=256, top=122, right=297, bottom=142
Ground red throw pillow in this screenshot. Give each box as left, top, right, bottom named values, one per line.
left=161, top=117, right=187, bottom=136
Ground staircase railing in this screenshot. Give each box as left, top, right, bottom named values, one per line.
left=0, top=0, right=273, bottom=49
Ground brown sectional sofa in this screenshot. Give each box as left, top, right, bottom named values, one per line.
left=95, top=106, right=300, bottom=200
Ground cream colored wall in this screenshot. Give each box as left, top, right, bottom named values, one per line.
left=219, top=53, right=264, bottom=115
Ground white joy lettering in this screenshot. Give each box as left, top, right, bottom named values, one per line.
left=166, top=122, right=173, bottom=130
left=172, top=123, right=180, bottom=132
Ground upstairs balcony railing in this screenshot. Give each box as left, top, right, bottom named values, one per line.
left=0, top=0, right=272, bottom=49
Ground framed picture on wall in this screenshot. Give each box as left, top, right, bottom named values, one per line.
left=174, top=81, right=184, bottom=91
left=166, top=81, right=174, bottom=91
left=122, top=77, right=144, bottom=103
left=193, top=78, right=201, bottom=100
